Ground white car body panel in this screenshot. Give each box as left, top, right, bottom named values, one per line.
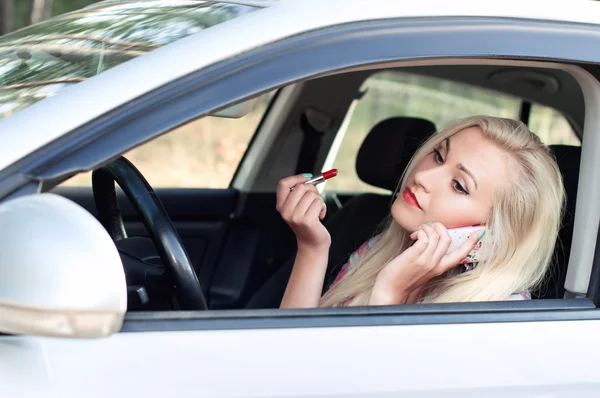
left=0, top=0, right=599, bottom=171
left=1, top=320, right=599, bottom=397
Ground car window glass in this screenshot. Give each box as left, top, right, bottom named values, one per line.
left=62, top=91, right=275, bottom=188
left=528, top=104, right=580, bottom=146
left=0, top=1, right=259, bottom=121
left=323, top=71, right=579, bottom=194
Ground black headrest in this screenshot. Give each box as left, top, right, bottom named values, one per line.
left=356, top=117, right=437, bottom=191
left=550, top=145, right=581, bottom=175
left=534, top=144, right=581, bottom=299
left=549, top=145, right=581, bottom=223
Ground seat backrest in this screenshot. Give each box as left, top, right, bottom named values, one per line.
left=534, top=144, right=582, bottom=299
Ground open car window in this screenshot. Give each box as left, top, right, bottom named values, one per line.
left=61, top=91, right=276, bottom=188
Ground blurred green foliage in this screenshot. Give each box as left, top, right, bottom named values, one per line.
left=12, top=0, right=98, bottom=32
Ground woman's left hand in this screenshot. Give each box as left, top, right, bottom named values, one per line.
left=369, top=222, right=481, bottom=305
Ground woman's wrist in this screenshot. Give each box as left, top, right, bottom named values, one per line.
left=369, top=277, right=408, bottom=306
left=291, top=242, right=330, bottom=274
left=297, top=239, right=331, bottom=254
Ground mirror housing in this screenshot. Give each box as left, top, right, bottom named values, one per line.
left=209, top=98, right=259, bottom=118
left=0, top=193, right=127, bottom=338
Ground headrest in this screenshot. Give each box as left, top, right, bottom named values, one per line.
left=539, top=144, right=581, bottom=300
left=550, top=144, right=581, bottom=178
left=549, top=144, right=581, bottom=221
left=356, top=117, right=437, bottom=191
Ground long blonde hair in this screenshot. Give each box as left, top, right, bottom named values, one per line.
left=320, top=116, right=565, bottom=306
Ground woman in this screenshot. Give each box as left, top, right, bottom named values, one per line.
left=276, top=116, right=565, bottom=308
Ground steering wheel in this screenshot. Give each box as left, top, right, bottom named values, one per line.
left=91, top=156, right=207, bottom=310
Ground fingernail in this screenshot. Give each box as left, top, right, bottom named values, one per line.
left=302, top=173, right=313, bottom=178
left=477, top=230, right=486, bottom=239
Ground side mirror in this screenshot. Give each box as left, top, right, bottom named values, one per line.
left=0, top=193, right=127, bottom=338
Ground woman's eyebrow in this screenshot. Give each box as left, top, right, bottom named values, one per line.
left=445, top=137, right=477, bottom=190
left=457, top=163, right=478, bottom=190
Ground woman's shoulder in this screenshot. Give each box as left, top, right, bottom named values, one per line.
left=505, top=290, right=532, bottom=301
left=351, top=234, right=381, bottom=262
left=332, top=235, right=382, bottom=285
left=364, top=234, right=381, bottom=250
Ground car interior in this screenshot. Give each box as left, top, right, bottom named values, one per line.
left=52, top=63, right=585, bottom=312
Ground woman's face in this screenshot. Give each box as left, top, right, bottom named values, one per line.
left=391, top=126, right=511, bottom=231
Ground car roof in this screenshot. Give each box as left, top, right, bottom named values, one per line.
left=1, top=0, right=599, bottom=172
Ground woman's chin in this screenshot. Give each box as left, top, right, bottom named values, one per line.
left=391, top=204, right=421, bottom=232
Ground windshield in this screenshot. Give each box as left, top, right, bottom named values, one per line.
left=0, top=0, right=261, bottom=121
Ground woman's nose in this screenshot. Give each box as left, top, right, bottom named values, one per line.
left=413, top=167, right=440, bottom=193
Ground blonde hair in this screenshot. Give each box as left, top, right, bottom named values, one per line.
left=320, top=116, right=565, bottom=306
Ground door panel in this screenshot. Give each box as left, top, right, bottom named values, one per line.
left=53, top=186, right=238, bottom=220
left=206, top=193, right=297, bottom=309
left=53, top=186, right=237, bottom=290
left=4, top=320, right=600, bottom=397
left=52, top=186, right=296, bottom=309
left=120, top=187, right=240, bottom=292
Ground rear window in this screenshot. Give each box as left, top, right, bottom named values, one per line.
left=0, top=0, right=259, bottom=121
left=323, top=70, right=580, bottom=194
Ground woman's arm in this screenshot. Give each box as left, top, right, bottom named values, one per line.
left=275, top=174, right=331, bottom=309
left=280, top=244, right=329, bottom=308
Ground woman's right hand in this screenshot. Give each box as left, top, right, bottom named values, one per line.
left=276, top=174, right=330, bottom=250
left=370, top=222, right=481, bottom=305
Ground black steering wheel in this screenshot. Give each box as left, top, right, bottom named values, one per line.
left=91, top=156, right=207, bottom=310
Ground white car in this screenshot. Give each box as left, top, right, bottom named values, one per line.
left=1, top=0, right=600, bottom=396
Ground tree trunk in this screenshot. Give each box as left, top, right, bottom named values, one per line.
left=42, top=0, right=53, bottom=20
left=0, top=0, right=13, bottom=35
left=27, top=0, right=45, bottom=25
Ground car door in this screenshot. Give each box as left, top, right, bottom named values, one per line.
left=3, top=10, right=600, bottom=398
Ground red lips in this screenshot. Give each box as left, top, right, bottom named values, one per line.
left=402, top=187, right=422, bottom=210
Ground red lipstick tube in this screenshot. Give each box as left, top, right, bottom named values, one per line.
left=291, top=169, right=337, bottom=190
left=305, top=169, right=337, bottom=186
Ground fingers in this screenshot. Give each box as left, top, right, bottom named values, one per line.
left=430, top=222, right=452, bottom=265
left=407, top=229, right=429, bottom=256
left=319, top=200, right=327, bottom=220
left=279, top=183, right=322, bottom=223
left=410, top=222, right=453, bottom=275
left=292, top=188, right=322, bottom=219
left=306, top=196, right=327, bottom=221
left=417, top=223, right=440, bottom=262
left=440, top=229, right=484, bottom=270
left=276, top=174, right=312, bottom=212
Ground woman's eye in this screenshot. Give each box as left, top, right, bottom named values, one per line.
left=433, top=148, right=444, bottom=164
left=453, top=180, right=469, bottom=195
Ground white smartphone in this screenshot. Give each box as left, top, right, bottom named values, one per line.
left=446, top=225, right=488, bottom=264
